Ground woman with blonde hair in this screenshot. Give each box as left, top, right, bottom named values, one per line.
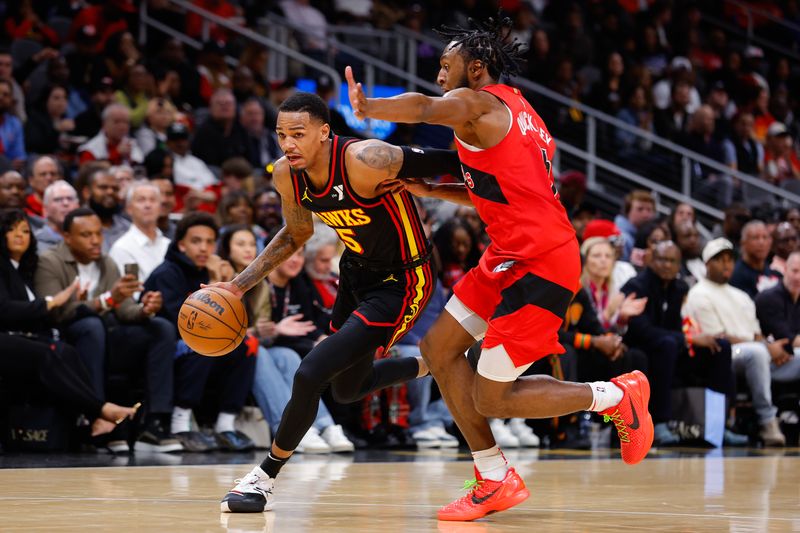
left=136, top=98, right=177, bottom=155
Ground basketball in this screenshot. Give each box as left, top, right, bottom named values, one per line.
left=178, top=287, right=248, bottom=357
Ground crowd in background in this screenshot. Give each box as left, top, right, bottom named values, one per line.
left=0, top=0, right=799, bottom=454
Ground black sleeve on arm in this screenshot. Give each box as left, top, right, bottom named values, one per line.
left=397, top=146, right=462, bottom=179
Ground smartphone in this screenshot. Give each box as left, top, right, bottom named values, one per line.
left=124, top=263, right=139, bottom=278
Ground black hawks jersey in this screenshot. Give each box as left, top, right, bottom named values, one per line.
left=289, top=135, right=430, bottom=269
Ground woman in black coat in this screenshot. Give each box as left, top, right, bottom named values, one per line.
left=0, top=209, right=136, bottom=436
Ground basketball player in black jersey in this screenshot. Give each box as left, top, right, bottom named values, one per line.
left=212, top=92, right=461, bottom=513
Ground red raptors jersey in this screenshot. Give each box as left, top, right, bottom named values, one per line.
left=454, top=84, right=576, bottom=261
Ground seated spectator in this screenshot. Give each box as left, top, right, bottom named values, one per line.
left=630, top=220, right=671, bottom=270
left=253, top=186, right=283, bottom=237
left=78, top=166, right=131, bottom=252
left=556, top=170, right=586, bottom=219
left=78, top=103, right=144, bottom=166
left=24, top=84, right=75, bottom=156
left=614, top=189, right=656, bottom=261
left=280, top=0, right=331, bottom=64
left=166, top=122, right=220, bottom=213
left=621, top=241, right=727, bottom=445
left=615, top=85, right=655, bottom=162
left=770, top=222, right=799, bottom=276
left=98, top=31, right=141, bottom=86
left=191, top=89, right=249, bottom=167
left=685, top=238, right=786, bottom=446
left=135, top=98, right=176, bottom=156
left=238, top=43, right=271, bottom=98
left=673, top=220, right=705, bottom=286
left=220, top=157, right=257, bottom=197
left=654, top=79, right=692, bottom=143
left=433, top=218, right=480, bottom=293
left=114, top=63, right=152, bottom=129
left=667, top=202, right=696, bottom=235
left=35, top=207, right=181, bottom=453
left=582, top=219, right=637, bottom=290
left=34, top=180, right=79, bottom=253
left=149, top=38, right=203, bottom=110
left=144, top=213, right=256, bottom=452
left=0, top=79, right=27, bottom=169
left=24, top=155, right=61, bottom=218
left=730, top=220, right=782, bottom=299
left=763, top=122, right=800, bottom=184
left=711, top=203, right=751, bottom=250
left=722, top=112, right=763, bottom=180
left=304, top=227, right=339, bottom=315
left=74, top=76, right=116, bottom=139
left=683, top=105, right=733, bottom=207
left=755, top=251, right=800, bottom=385
left=240, top=98, right=281, bottom=170
left=0, top=171, right=27, bottom=210
left=588, top=52, right=626, bottom=116
left=110, top=164, right=135, bottom=205
left=217, top=191, right=267, bottom=246
left=217, top=225, right=353, bottom=453
left=0, top=209, right=137, bottom=440
left=110, top=182, right=170, bottom=283
left=0, top=48, right=26, bottom=122
left=144, top=155, right=178, bottom=240
left=652, top=57, right=701, bottom=113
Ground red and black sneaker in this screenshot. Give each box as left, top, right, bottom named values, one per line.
left=437, top=467, right=530, bottom=521
left=600, top=370, right=654, bottom=465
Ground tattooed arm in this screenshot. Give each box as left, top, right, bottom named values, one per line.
left=345, top=139, right=467, bottom=203
left=205, top=158, right=314, bottom=298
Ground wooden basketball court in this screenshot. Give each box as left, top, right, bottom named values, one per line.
left=1, top=449, right=798, bottom=532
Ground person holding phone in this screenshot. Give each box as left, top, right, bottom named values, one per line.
left=110, top=181, right=170, bottom=282
left=36, top=207, right=180, bottom=453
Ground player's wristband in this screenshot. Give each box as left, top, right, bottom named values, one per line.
left=101, top=291, right=119, bottom=310
left=397, top=146, right=461, bottom=179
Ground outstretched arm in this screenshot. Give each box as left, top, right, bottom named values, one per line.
left=346, top=66, right=486, bottom=128
left=210, top=159, right=314, bottom=298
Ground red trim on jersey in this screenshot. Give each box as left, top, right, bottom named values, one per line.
left=306, top=135, right=339, bottom=198
left=400, top=191, right=427, bottom=249
left=381, top=196, right=410, bottom=262
left=352, top=310, right=397, bottom=327
left=290, top=169, right=303, bottom=205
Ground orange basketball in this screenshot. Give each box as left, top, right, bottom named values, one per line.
left=178, top=287, right=248, bottom=357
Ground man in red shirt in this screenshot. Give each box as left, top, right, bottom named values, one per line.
left=346, top=15, right=654, bottom=521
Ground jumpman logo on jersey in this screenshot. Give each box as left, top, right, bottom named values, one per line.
left=301, top=187, right=312, bottom=203
left=382, top=273, right=398, bottom=283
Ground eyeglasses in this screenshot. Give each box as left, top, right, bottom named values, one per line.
left=52, top=195, right=78, bottom=204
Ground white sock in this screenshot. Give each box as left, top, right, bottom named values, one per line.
left=472, top=445, right=509, bottom=482
left=587, top=382, right=624, bottom=412
left=171, top=406, right=192, bottom=434
left=215, top=412, right=236, bottom=433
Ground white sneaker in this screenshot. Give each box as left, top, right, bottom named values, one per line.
left=295, top=427, right=331, bottom=454
left=509, top=418, right=540, bottom=447
left=320, top=424, right=355, bottom=452
left=412, top=427, right=442, bottom=448
left=489, top=419, right=520, bottom=448
left=429, top=425, right=459, bottom=448
left=105, top=440, right=130, bottom=454
left=220, top=466, right=275, bottom=513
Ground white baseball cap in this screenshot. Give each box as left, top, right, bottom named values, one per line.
left=702, top=238, right=734, bottom=263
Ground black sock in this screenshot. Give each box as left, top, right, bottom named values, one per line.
left=260, top=452, right=289, bottom=478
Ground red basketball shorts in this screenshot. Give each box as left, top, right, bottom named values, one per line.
left=451, top=238, right=581, bottom=369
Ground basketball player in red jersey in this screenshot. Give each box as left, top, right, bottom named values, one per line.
left=346, top=16, right=654, bottom=521
left=210, top=92, right=463, bottom=513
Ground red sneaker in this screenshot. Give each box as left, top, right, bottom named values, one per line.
left=437, top=467, right=530, bottom=521
left=600, top=370, right=654, bottom=465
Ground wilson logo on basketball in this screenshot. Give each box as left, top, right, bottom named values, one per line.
left=192, top=292, right=225, bottom=316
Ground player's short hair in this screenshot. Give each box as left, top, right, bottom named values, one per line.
left=436, top=14, right=525, bottom=79
left=623, top=190, right=655, bottom=215
left=175, top=211, right=218, bottom=243
left=63, top=207, right=98, bottom=233
left=278, top=92, right=330, bottom=125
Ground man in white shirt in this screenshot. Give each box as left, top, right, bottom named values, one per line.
left=35, top=180, right=80, bottom=253
left=110, top=181, right=170, bottom=282
left=165, top=122, right=218, bottom=210
left=684, top=238, right=786, bottom=446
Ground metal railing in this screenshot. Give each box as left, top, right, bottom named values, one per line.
left=396, top=26, right=800, bottom=212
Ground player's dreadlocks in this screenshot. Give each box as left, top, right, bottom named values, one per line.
left=435, top=14, right=524, bottom=79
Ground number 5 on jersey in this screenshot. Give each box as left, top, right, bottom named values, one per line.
left=336, top=228, right=364, bottom=254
